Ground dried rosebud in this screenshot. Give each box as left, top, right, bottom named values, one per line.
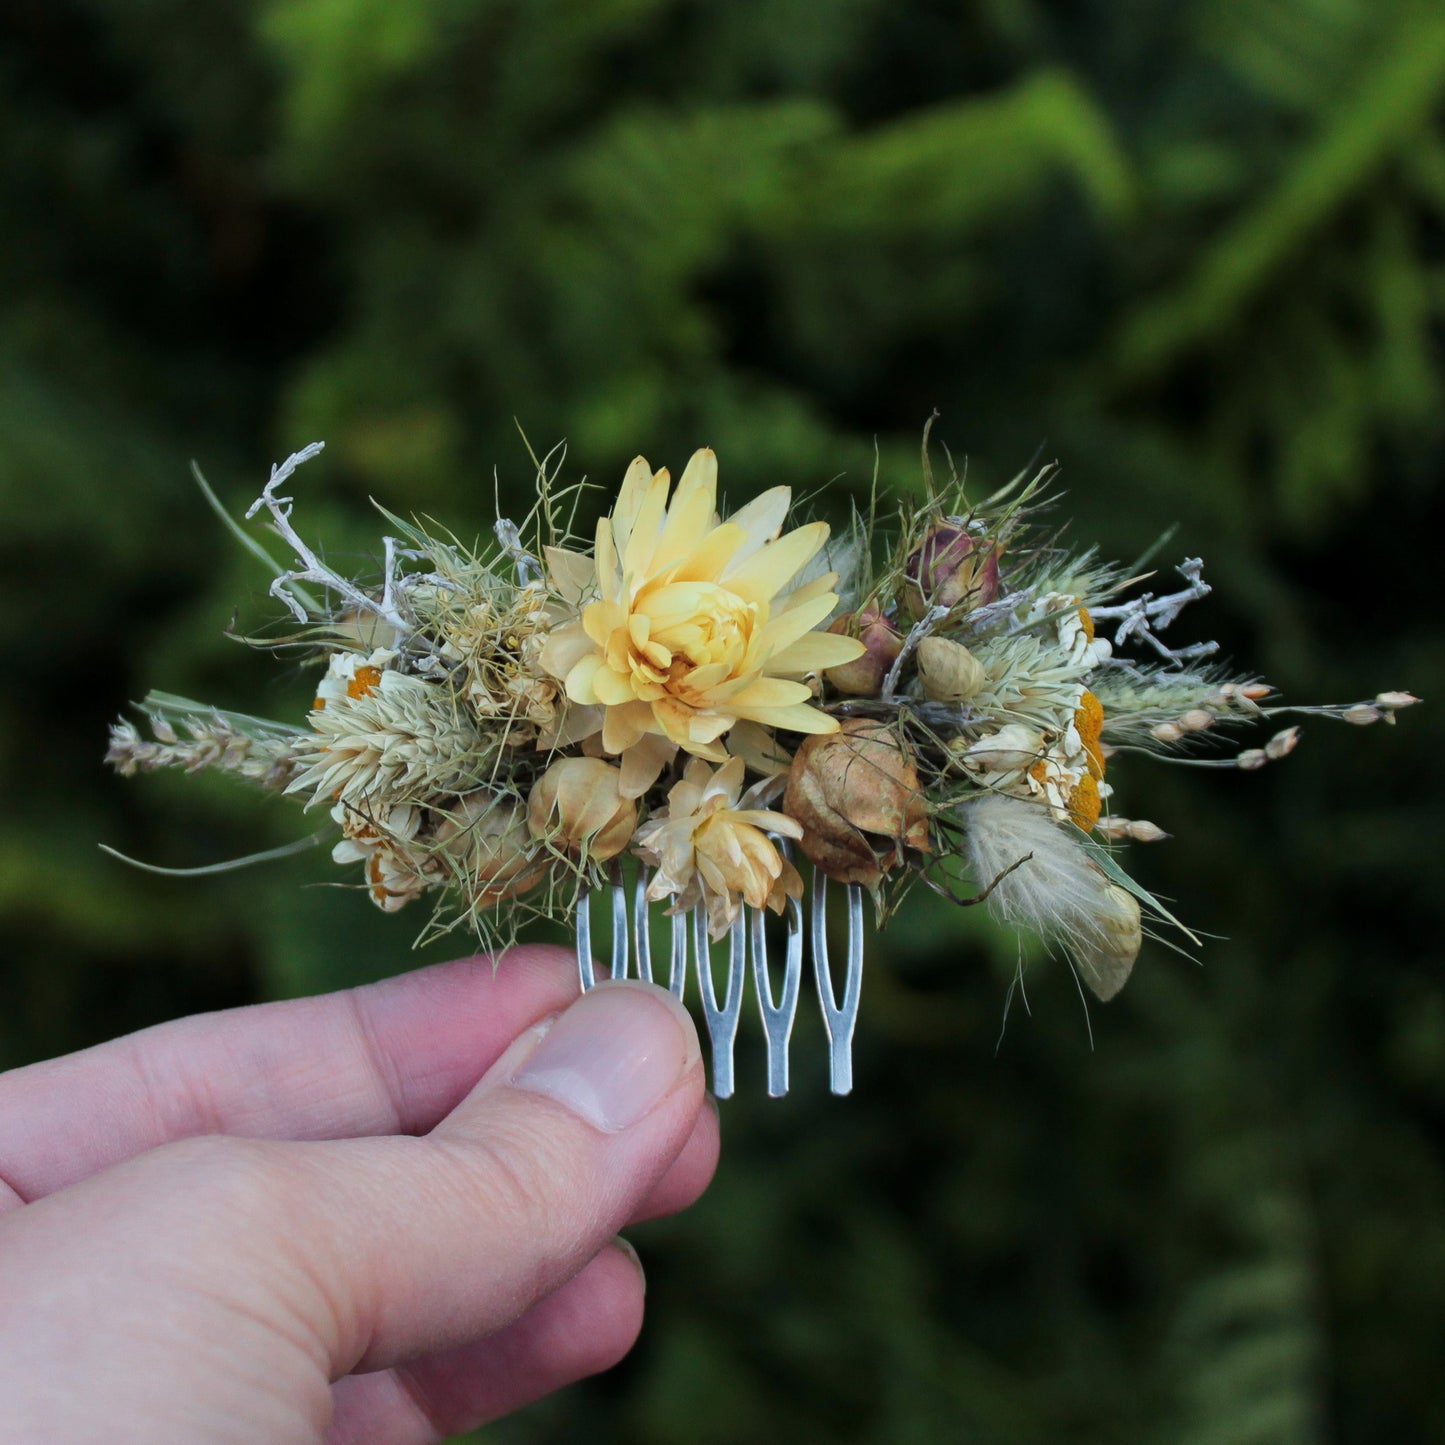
left=527, top=757, right=637, bottom=862
left=824, top=605, right=904, bottom=697
left=916, top=637, right=986, bottom=702
left=784, top=720, right=931, bottom=886
left=902, top=524, right=1001, bottom=619
left=435, top=792, right=547, bottom=907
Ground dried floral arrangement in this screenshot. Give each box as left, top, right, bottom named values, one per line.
left=107, top=435, right=1417, bottom=1016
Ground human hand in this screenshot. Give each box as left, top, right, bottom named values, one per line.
left=0, top=947, right=717, bottom=1443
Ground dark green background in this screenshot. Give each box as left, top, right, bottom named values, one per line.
left=3, top=2, right=1443, bottom=1441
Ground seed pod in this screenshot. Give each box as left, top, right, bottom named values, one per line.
left=784, top=721, right=931, bottom=886
left=1236, top=748, right=1268, bottom=770
left=1179, top=709, right=1214, bottom=732
left=1375, top=691, right=1420, bottom=710
left=1343, top=704, right=1382, bottom=726
left=1151, top=722, right=1185, bottom=745
left=824, top=605, right=904, bottom=697
left=916, top=637, right=986, bottom=702
left=527, top=757, right=637, bottom=862
left=1265, top=726, right=1300, bottom=760
left=435, top=792, right=547, bottom=907
left=1075, top=884, right=1142, bottom=1001
left=902, top=524, right=1001, bottom=619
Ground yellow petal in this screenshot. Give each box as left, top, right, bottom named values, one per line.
left=780, top=571, right=839, bottom=609
left=722, top=521, right=829, bottom=604
left=611, top=456, right=658, bottom=548
left=728, top=700, right=840, bottom=733
left=728, top=676, right=815, bottom=709
left=564, top=654, right=606, bottom=705
left=724, top=486, right=790, bottom=558
left=539, top=623, right=598, bottom=680
left=753, top=590, right=837, bottom=658
left=652, top=449, right=718, bottom=569
left=582, top=599, right=626, bottom=648
left=621, top=468, right=673, bottom=582
left=766, top=630, right=867, bottom=674
left=591, top=665, right=638, bottom=707
left=669, top=521, right=748, bottom=585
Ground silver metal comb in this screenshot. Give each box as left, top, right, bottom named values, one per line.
left=574, top=854, right=865, bottom=1098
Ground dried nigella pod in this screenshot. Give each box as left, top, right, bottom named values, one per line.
left=784, top=721, right=931, bottom=886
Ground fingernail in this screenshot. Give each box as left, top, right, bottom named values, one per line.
left=509, top=981, right=700, bottom=1132
left=612, top=1235, right=646, bottom=1295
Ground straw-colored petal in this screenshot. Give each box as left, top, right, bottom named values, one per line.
left=766, top=630, right=867, bottom=675
left=722, top=522, right=829, bottom=605
left=724, top=486, right=790, bottom=559
left=544, top=546, right=595, bottom=604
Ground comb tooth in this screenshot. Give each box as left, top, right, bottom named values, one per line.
left=752, top=897, right=802, bottom=1098
left=608, top=865, right=630, bottom=980
left=631, top=866, right=654, bottom=984
left=668, top=908, right=688, bottom=1000
left=575, top=889, right=596, bottom=993
left=810, top=870, right=865, bottom=1095
left=696, top=907, right=746, bottom=1099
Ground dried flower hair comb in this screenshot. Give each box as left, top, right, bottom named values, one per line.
left=106, top=437, right=1418, bottom=1096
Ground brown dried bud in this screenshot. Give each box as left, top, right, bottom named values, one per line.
left=784, top=721, right=931, bottom=886
left=435, top=792, right=547, bottom=907
left=902, top=524, right=1001, bottom=619
left=527, top=757, right=637, bottom=862
left=916, top=637, right=986, bottom=702
left=824, top=605, right=904, bottom=696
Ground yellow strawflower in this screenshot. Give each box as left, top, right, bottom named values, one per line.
left=541, top=449, right=863, bottom=790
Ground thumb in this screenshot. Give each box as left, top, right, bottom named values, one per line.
left=291, top=977, right=707, bottom=1373
left=0, top=978, right=707, bottom=1406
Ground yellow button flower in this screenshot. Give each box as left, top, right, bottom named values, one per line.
left=541, top=449, right=863, bottom=787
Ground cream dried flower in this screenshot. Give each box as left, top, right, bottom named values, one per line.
left=526, top=757, right=637, bottom=863
left=540, top=449, right=864, bottom=794
left=634, top=755, right=804, bottom=939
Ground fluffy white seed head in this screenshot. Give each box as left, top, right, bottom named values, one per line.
left=961, top=794, right=1143, bottom=1001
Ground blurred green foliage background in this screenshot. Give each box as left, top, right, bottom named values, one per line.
left=3, top=1, right=1444, bottom=1440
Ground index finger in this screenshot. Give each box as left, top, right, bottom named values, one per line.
left=0, top=945, right=582, bottom=1206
